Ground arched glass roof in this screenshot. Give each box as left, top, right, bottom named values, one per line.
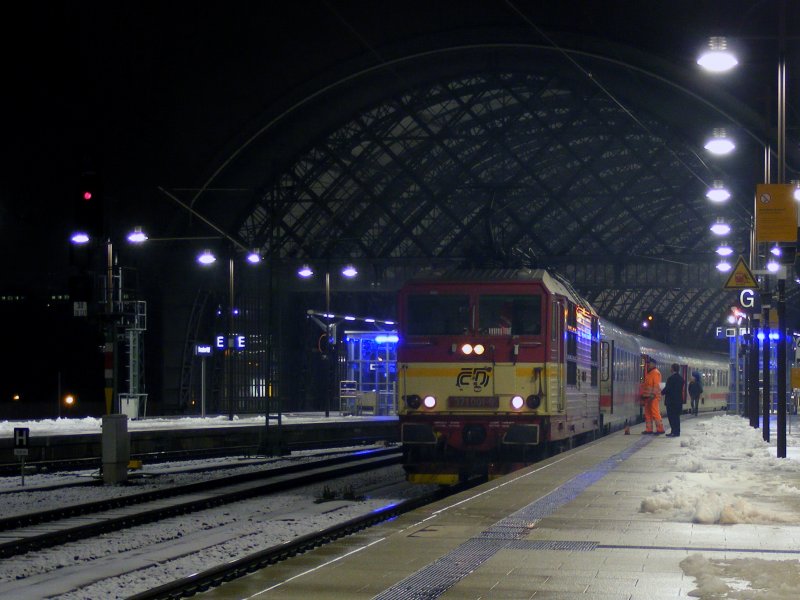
left=185, top=43, right=797, bottom=349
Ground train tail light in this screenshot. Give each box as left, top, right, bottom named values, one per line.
left=423, top=395, right=437, bottom=409
left=511, top=395, right=524, bottom=410
left=526, top=395, right=541, bottom=409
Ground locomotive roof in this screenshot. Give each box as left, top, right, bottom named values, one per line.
left=404, top=268, right=596, bottom=313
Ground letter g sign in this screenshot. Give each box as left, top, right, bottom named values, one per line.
left=740, top=289, right=754, bottom=308
left=738, top=289, right=760, bottom=313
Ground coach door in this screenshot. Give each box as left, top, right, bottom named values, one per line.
left=551, top=298, right=565, bottom=411
left=680, top=364, right=689, bottom=407
left=599, top=340, right=613, bottom=413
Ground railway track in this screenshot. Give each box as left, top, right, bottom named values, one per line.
left=0, top=446, right=386, bottom=496
left=0, top=448, right=401, bottom=559
left=0, top=433, right=394, bottom=477
left=0, top=445, right=260, bottom=477
left=129, top=482, right=478, bottom=600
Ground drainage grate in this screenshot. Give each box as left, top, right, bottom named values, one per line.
left=373, top=436, right=651, bottom=600
left=508, top=539, right=598, bottom=551
left=475, top=518, right=538, bottom=540
left=374, top=539, right=507, bottom=600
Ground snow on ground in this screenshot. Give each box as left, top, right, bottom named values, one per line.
left=0, top=413, right=412, bottom=598
left=640, top=415, right=800, bottom=524
left=0, top=445, right=385, bottom=516
left=0, top=412, right=395, bottom=438
left=0, top=464, right=426, bottom=600
left=641, top=414, right=800, bottom=599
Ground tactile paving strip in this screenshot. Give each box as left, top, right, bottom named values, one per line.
left=373, top=437, right=650, bottom=600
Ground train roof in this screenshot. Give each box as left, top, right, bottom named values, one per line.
left=402, top=268, right=596, bottom=314
left=599, top=317, right=728, bottom=364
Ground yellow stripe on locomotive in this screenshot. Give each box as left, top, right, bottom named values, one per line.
left=399, top=362, right=559, bottom=415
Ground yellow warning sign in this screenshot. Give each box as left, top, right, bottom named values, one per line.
left=723, top=256, right=759, bottom=290
left=755, top=183, right=798, bottom=242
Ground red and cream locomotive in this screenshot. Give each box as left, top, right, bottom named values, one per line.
left=397, top=269, right=728, bottom=484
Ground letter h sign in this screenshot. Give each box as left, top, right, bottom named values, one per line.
left=13, top=427, right=29, bottom=457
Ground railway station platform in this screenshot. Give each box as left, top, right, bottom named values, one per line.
left=201, top=413, right=800, bottom=599
left=0, top=413, right=399, bottom=466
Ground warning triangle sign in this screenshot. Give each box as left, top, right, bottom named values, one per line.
left=723, top=256, right=759, bottom=290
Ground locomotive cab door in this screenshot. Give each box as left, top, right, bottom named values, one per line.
left=551, top=298, right=565, bottom=412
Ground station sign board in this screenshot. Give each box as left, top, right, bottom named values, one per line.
left=755, top=184, right=798, bottom=243
left=737, top=289, right=761, bottom=314
left=215, top=335, right=246, bottom=351
left=13, top=427, right=29, bottom=457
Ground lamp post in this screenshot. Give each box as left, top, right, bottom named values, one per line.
left=195, top=246, right=239, bottom=421
left=298, top=263, right=358, bottom=416
left=698, top=17, right=796, bottom=457
left=68, top=233, right=127, bottom=415
left=129, top=230, right=261, bottom=420
left=150, top=187, right=268, bottom=421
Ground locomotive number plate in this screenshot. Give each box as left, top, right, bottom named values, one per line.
left=447, top=396, right=499, bottom=408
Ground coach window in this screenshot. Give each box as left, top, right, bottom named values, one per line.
left=478, top=294, right=541, bottom=336
left=406, top=294, right=470, bottom=335
left=567, top=331, right=577, bottom=356
left=567, top=360, right=577, bottom=385
left=566, top=303, right=577, bottom=356
left=567, top=302, right=577, bottom=327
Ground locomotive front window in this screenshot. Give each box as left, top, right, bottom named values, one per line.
left=406, top=294, right=470, bottom=335
left=478, top=295, right=541, bottom=335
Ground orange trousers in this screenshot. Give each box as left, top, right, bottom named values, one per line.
left=644, top=397, right=665, bottom=433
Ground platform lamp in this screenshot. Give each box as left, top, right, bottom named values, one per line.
left=698, top=22, right=796, bottom=457
left=298, top=263, right=358, bottom=417
left=127, top=226, right=262, bottom=420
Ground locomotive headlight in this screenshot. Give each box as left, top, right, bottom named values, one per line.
left=473, top=344, right=485, bottom=355
left=511, top=395, right=524, bottom=410
left=526, top=394, right=541, bottom=409
left=405, top=394, right=421, bottom=409
left=423, top=395, right=437, bottom=409
left=461, top=343, right=473, bottom=355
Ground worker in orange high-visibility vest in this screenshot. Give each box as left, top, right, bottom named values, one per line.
left=641, top=357, right=665, bottom=434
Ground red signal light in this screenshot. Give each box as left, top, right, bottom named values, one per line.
left=73, top=171, right=103, bottom=237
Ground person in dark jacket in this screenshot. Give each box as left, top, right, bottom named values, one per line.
left=661, top=363, right=685, bottom=437
left=688, top=372, right=703, bottom=416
